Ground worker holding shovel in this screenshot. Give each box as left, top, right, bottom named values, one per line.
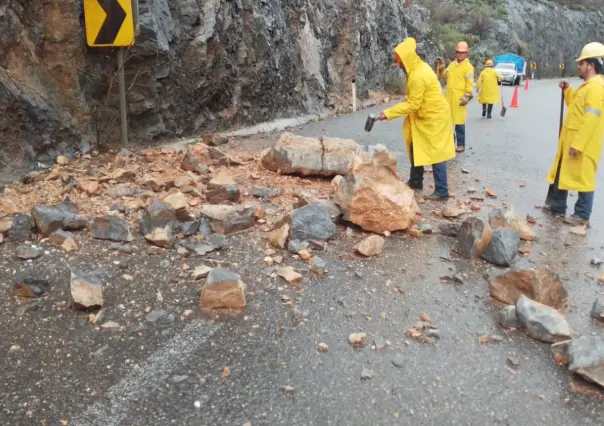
left=476, top=60, right=502, bottom=119
left=374, top=37, right=455, bottom=201
left=544, top=42, right=604, bottom=227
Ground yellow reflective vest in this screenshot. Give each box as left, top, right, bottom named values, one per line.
left=477, top=68, right=502, bottom=105
left=441, top=59, right=474, bottom=125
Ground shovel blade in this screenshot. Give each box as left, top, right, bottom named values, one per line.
left=500, top=106, right=507, bottom=117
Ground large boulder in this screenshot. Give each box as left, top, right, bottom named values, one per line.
left=480, top=228, right=520, bottom=266
left=333, top=146, right=417, bottom=233
left=489, top=268, right=568, bottom=310
left=515, top=295, right=571, bottom=343
left=261, top=132, right=360, bottom=177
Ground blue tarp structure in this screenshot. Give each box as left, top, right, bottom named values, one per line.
left=494, top=53, right=526, bottom=72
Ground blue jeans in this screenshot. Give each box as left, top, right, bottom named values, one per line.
left=408, top=144, right=449, bottom=197
left=545, top=160, right=594, bottom=220
left=455, top=124, right=466, bottom=147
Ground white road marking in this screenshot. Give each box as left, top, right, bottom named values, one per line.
left=70, top=319, right=221, bottom=426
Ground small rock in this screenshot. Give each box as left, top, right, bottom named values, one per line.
left=277, top=266, right=303, bottom=286
left=268, top=223, right=290, bottom=249
left=591, top=258, right=604, bottom=267
left=162, top=192, right=192, bottom=221
left=200, top=205, right=255, bottom=235
left=570, top=226, right=588, bottom=236
left=92, top=216, right=133, bottom=242
left=146, top=309, right=167, bottom=322
left=489, top=268, right=568, bottom=310
left=281, top=203, right=338, bottom=242
left=70, top=270, right=104, bottom=309
left=16, top=244, right=42, bottom=260
left=310, top=256, right=327, bottom=275
left=515, top=295, right=571, bottom=343
left=438, top=222, right=460, bottom=237
left=442, top=201, right=465, bottom=218
left=391, top=354, right=405, bottom=368
left=318, top=343, right=328, bottom=352
left=298, top=249, right=311, bottom=261
left=192, top=265, right=212, bottom=280
left=497, top=305, right=518, bottom=329
left=31, top=204, right=89, bottom=237
left=349, top=332, right=367, bottom=346
left=206, top=182, right=241, bottom=204
left=478, top=334, right=504, bottom=344
left=250, top=187, right=281, bottom=199
left=56, top=155, right=69, bottom=165
left=591, top=298, right=604, bottom=322
left=101, top=321, right=121, bottom=329
left=7, top=214, right=34, bottom=242
left=14, top=278, right=50, bottom=298
left=480, top=228, right=520, bottom=267
left=200, top=268, right=246, bottom=311
left=145, top=226, right=173, bottom=249
left=140, top=201, right=176, bottom=239
left=288, top=240, right=309, bottom=253
left=181, top=150, right=209, bottom=174
left=79, top=180, right=101, bottom=196
left=353, top=235, right=385, bottom=257
left=282, top=385, right=295, bottom=395
left=507, top=356, right=520, bottom=368
left=360, top=368, right=374, bottom=380
left=568, top=336, right=604, bottom=389
left=49, top=229, right=78, bottom=252
left=417, top=224, right=433, bottom=235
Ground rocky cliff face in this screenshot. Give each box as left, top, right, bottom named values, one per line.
left=0, top=0, right=602, bottom=181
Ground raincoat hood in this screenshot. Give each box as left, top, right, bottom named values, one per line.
left=394, top=38, right=421, bottom=73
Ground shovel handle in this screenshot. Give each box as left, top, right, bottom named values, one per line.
left=558, top=88, right=565, bottom=137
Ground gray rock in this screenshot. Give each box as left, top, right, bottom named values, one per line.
left=206, top=183, right=241, bottom=204
left=456, top=217, right=490, bottom=259
left=497, top=305, right=518, bottom=329
left=14, top=278, right=50, bottom=298
left=250, top=187, right=281, bottom=199
left=208, top=234, right=227, bottom=249
left=288, top=240, right=310, bottom=253
left=312, top=200, right=343, bottom=222
left=31, top=205, right=89, bottom=237
left=391, top=355, right=405, bottom=368
left=174, top=219, right=200, bottom=237
left=92, top=216, right=133, bottom=242
left=569, top=336, right=604, bottom=389
left=507, top=356, right=520, bottom=368
left=360, top=368, right=374, bottom=381
left=192, top=244, right=216, bottom=256
left=200, top=205, right=255, bottom=235
left=70, top=270, right=104, bottom=309
left=170, top=375, right=189, bottom=384
left=515, top=295, right=571, bottom=343
left=146, top=309, right=167, bottom=322
left=16, top=244, right=42, bottom=260
left=198, top=217, right=213, bottom=238
left=140, top=200, right=177, bottom=236
left=7, top=214, right=34, bottom=241
left=418, top=224, right=433, bottom=235
left=311, top=256, right=327, bottom=275
left=289, top=203, right=337, bottom=241
left=591, top=298, right=604, bottom=322
left=590, top=257, right=603, bottom=266
left=439, top=222, right=460, bottom=237
left=481, top=228, right=520, bottom=267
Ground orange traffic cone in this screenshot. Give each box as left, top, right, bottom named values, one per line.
left=524, top=77, right=529, bottom=91
left=510, top=85, right=519, bottom=108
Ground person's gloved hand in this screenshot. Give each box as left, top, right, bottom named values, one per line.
left=459, top=93, right=473, bottom=106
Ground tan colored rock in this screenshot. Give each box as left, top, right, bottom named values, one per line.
left=210, top=171, right=236, bottom=186
left=490, top=268, right=568, bottom=310
left=162, top=191, right=191, bottom=221
left=79, top=180, right=101, bottom=196
left=145, top=227, right=172, bottom=248
left=334, top=146, right=418, bottom=233
left=277, top=266, right=303, bottom=286
left=353, top=235, right=385, bottom=257
left=70, top=270, right=104, bottom=309
left=442, top=201, right=465, bottom=218
left=200, top=268, right=246, bottom=311
left=298, top=249, right=311, bottom=261
left=49, top=229, right=78, bottom=252
left=268, top=223, right=290, bottom=249
left=489, top=207, right=536, bottom=241
left=192, top=265, right=212, bottom=280
left=349, top=332, right=367, bottom=346
left=0, top=217, right=12, bottom=233
left=56, top=155, right=69, bottom=165
left=261, top=132, right=360, bottom=176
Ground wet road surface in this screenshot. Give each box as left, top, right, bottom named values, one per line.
left=3, top=79, right=604, bottom=425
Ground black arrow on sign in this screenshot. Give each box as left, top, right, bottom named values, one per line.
left=94, top=0, right=127, bottom=45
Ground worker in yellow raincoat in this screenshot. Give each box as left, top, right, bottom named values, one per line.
left=477, top=60, right=502, bottom=119
left=375, top=37, right=455, bottom=201
left=435, top=42, right=474, bottom=152
left=545, top=42, right=604, bottom=226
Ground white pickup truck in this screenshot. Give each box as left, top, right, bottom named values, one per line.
left=494, top=53, right=527, bottom=86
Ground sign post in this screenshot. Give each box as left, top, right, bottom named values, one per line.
left=83, top=0, right=136, bottom=147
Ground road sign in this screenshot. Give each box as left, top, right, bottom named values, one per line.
left=530, top=62, right=536, bottom=70
left=559, top=63, right=565, bottom=70
left=84, top=0, right=135, bottom=47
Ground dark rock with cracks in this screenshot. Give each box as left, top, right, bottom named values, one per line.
left=31, top=205, right=89, bottom=237
left=91, top=216, right=133, bottom=242
left=284, top=203, right=338, bottom=242
left=480, top=228, right=520, bottom=267
left=6, top=214, right=34, bottom=242
left=140, top=200, right=177, bottom=236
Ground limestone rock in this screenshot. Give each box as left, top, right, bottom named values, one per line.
left=334, top=147, right=417, bottom=233
left=456, top=217, right=492, bottom=259
left=353, top=235, right=385, bottom=257
left=145, top=226, right=173, bottom=248
left=489, top=268, right=568, bottom=310
left=200, top=268, right=246, bottom=311
left=515, top=295, right=571, bottom=343
left=162, top=191, right=192, bottom=221
left=268, top=223, right=290, bottom=249
left=70, top=270, right=104, bottom=309
left=261, top=132, right=360, bottom=176
left=480, top=228, right=520, bottom=267
left=200, top=205, right=255, bottom=235
left=92, top=216, right=133, bottom=242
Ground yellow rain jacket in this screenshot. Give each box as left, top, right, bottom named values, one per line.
left=440, top=58, right=474, bottom=125
left=477, top=68, right=502, bottom=105
left=547, top=75, right=604, bottom=192
left=384, top=38, right=455, bottom=167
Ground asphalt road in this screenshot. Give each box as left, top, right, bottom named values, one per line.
left=3, top=79, right=604, bottom=426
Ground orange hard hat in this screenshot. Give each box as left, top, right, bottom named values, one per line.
left=456, top=42, right=469, bottom=53
left=485, top=60, right=493, bottom=67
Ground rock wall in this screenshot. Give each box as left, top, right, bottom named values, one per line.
left=477, top=0, right=604, bottom=76
left=0, top=0, right=602, bottom=180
